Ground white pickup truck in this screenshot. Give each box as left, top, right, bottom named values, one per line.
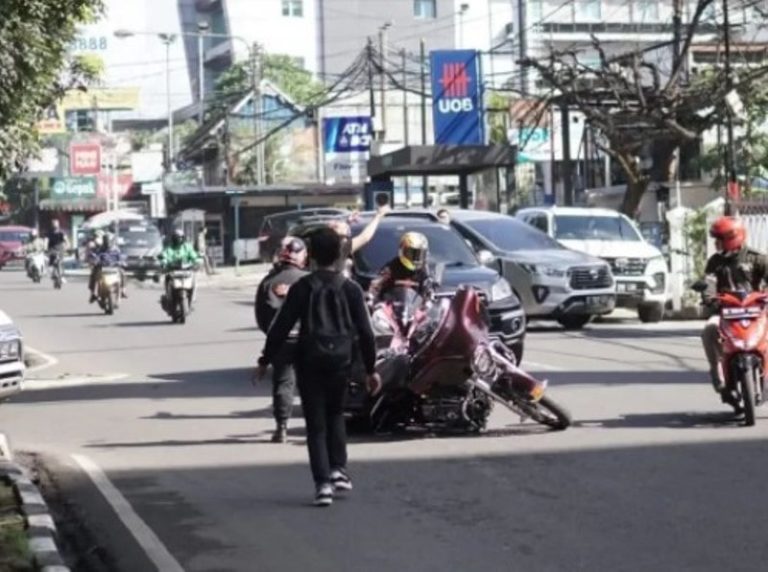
left=517, top=207, right=671, bottom=323
left=0, top=309, right=24, bottom=402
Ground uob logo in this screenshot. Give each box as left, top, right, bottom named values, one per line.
left=438, top=62, right=473, bottom=114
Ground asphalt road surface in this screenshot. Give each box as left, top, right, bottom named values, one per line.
left=2, top=268, right=768, bottom=572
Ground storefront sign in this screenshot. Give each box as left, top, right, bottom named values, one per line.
left=51, top=177, right=97, bottom=199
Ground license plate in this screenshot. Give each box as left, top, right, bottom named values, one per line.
left=586, top=296, right=607, bottom=306
left=617, top=283, right=639, bottom=293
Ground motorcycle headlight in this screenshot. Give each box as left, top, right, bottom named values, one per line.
left=471, top=345, right=497, bottom=378
left=519, top=263, right=566, bottom=278
left=490, top=278, right=513, bottom=302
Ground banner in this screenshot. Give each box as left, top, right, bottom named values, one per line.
left=70, top=142, right=102, bottom=176
left=61, top=88, right=139, bottom=111
left=323, top=116, right=372, bottom=184
left=430, top=50, right=484, bottom=145
left=51, top=177, right=97, bottom=200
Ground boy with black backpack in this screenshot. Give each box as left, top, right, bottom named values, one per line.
left=256, top=227, right=381, bottom=507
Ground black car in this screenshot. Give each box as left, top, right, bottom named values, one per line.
left=292, top=213, right=527, bottom=361
left=258, top=208, right=348, bottom=263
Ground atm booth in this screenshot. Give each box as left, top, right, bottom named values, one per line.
left=173, top=209, right=225, bottom=266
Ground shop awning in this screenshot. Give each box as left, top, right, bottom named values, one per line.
left=39, top=199, right=107, bottom=212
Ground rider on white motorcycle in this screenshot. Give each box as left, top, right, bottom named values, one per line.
left=88, top=233, right=127, bottom=303
left=24, top=229, right=47, bottom=275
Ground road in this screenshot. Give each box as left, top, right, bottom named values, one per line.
left=2, top=268, right=768, bottom=572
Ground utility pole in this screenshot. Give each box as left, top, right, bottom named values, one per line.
left=160, top=34, right=176, bottom=171
left=378, top=22, right=392, bottom=142
left=722, top=0, right=738, bottom=215
left=561, top=105, right=573, bottom=206
left=251, top=42, right=265, bottom=186
left=402, top=48, right=410, bottom=205
left=420, top=38, right=429, bottom=207
left=367, top=38, right=376, bottom=121
left=518, top=0, right=528, bottom=96
left=197, top=21, right=210, bottom=124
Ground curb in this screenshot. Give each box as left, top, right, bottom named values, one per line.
left=0, top=436, right=69, bottom=572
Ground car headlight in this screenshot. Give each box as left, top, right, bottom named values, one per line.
left=0, top=340, right=21, bottom=360
left=490, top=278, right=513, bottom=302
left=646, top=255, right=668, bottom=273
left=519, top=263, right=566, bottom=278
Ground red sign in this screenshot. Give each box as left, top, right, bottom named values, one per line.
left=70, top=143, right=102, bottom=176
left=97, top=174, right=133, bottom=198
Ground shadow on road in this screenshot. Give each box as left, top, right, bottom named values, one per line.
left=576, top=410, right=744, bottom=429
left=545, top=369, right=703, bottom=386
left=61, top=438, right=768, bottom=572
left=24, top=312, right=102, bottom=319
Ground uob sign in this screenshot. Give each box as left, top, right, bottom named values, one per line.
left=430, top=50, right=483, bottom=145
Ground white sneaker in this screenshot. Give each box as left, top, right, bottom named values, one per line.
left=314, top=483, right=333, bottom=507
left=330, top=470, right=353, bottom=492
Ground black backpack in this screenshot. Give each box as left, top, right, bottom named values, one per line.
left=303, top=273, right=355, bottom=372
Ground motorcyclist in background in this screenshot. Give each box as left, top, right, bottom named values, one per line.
left=24, top=229, right=47, bottom=275
left=88, top=232, right=127, bottom=302
left=701, top=216, right=768, bottom=409
left=159, top=229, right=201, bottom=304
left=369, top=231, right=433, bottom=302
left=46, top=219, right=69, bottom=280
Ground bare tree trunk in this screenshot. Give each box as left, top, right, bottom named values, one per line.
left=620, top=177, right=650, bottom=217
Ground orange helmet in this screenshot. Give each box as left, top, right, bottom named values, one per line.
left=710, top=216, right=746, bottom=253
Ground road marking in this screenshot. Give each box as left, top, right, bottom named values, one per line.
left=522, top=360, right=565, bottom=372
left=0, top=433, right=12, bottom=461
left=72, top=454, right=184, bottom=572
left=25, top=346, right=59, bottom=373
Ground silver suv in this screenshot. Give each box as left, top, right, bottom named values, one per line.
left=0, top=309, right=24, bottom=402
left=450, top=210, right=615, bottom=330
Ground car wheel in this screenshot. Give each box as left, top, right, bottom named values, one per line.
left=557, top=315, right=592, bottom=330
left=638, top=302, right=664, bottom=323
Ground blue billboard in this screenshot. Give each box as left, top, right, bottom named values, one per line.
left=430, top=50, right=484, bottom=145
left=322, top=116, right=373, bottom=153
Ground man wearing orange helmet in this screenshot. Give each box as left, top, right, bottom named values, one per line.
left=702, top=216, right=768, bottom=402
left=370, top=231, right=433, bottom=301
left=255, top=236, right=309, bottom=442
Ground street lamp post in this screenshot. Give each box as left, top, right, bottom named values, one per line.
left=159, top=33, right=177, bottom=171
left=378, top=21, right=393, bottom=143
left=197, top=21, right=210, bottom=124
left=459, top=3, right=470, bottom=49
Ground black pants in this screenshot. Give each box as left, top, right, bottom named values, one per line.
left=272, top=341, right=297, bottom=424
left=297, top=369, right=349, bottom=486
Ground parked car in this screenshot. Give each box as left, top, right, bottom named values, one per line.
left=0, top=309, right=24, bottom=402
left=0, top=225, right=33, bottom=270
left=448, top=210, right=615, bottom=330
left=258, top=208, right=348, bottom=263
left=517, top=206, right=670, bottom=323
left=292, top=213, right=527, bottom=361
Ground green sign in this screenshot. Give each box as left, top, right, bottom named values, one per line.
left=51, top=177, right=97, bottom=199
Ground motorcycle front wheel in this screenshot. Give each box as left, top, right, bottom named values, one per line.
left=177, top=292, right=187, bottom=324
left=526, top=396, right=572, bottom=430
left=738, top=369, right=757, bottom=427
left=103, top=290, right=114, bottom=315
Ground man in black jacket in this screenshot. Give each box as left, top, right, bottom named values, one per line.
left=256, top=227, right=381, bottom=507
left=255, top=237, right=308, bottom=443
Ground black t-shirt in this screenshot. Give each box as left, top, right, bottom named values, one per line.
left=705, top=248, right=768, bottom=292
left=47, top=230, right=67, bottom=251
left=375, top=257, right=431, bottom=298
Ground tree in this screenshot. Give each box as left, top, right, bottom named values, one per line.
left=210, top=54, right=322, bottom=183
left=0, top=0, right=104, bottom=182
left=520, top=0, right=768, bottom=215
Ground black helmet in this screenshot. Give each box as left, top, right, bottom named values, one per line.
left=171, top=228, right=185, bottom=248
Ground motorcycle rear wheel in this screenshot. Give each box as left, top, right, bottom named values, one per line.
left=177, top=293, right=187, bottom=324
left=104, top=290, right=114, bottom=315
left=528, top=396, right=572, bottom=430
left=739, top=369, right=757, bottom=427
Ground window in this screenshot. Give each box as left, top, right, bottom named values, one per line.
left=414, top=0, right=437, bottom=19
left=575, top=0, right=601, bottom=20
left=281, top=0, right=303, bottom=17
left=554, top=215, right=642, bottom=242
left=635, top=0, right=659, bottom=21
left=464, top=218, right=561, bottom=251
left=528, top=0, right=543, bottom=22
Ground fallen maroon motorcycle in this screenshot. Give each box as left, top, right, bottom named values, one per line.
left=347, top=285, right=571, bottom=433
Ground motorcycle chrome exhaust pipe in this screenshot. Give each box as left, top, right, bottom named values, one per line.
left=466, top=377, right=528, bottom=418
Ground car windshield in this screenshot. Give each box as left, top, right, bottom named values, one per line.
left=0, top=230, right=30, bottom=243
left=355, top=223, right=478, bottom=273
left=117, top=225, right=161, bottom=247
left=463, top=218, right=562, bottom=251
left=554, top=215, right=642, bottom=241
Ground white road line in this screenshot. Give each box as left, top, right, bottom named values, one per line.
left=25, top=346, right=59, bottom=373
left=522, top=360, right=565, bottom=372
left=72, top=454, right=184, bottom=572
left=0, top=433, right=12, bottom=461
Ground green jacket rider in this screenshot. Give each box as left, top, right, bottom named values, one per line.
left=160, top=229, right=201, bottom=268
